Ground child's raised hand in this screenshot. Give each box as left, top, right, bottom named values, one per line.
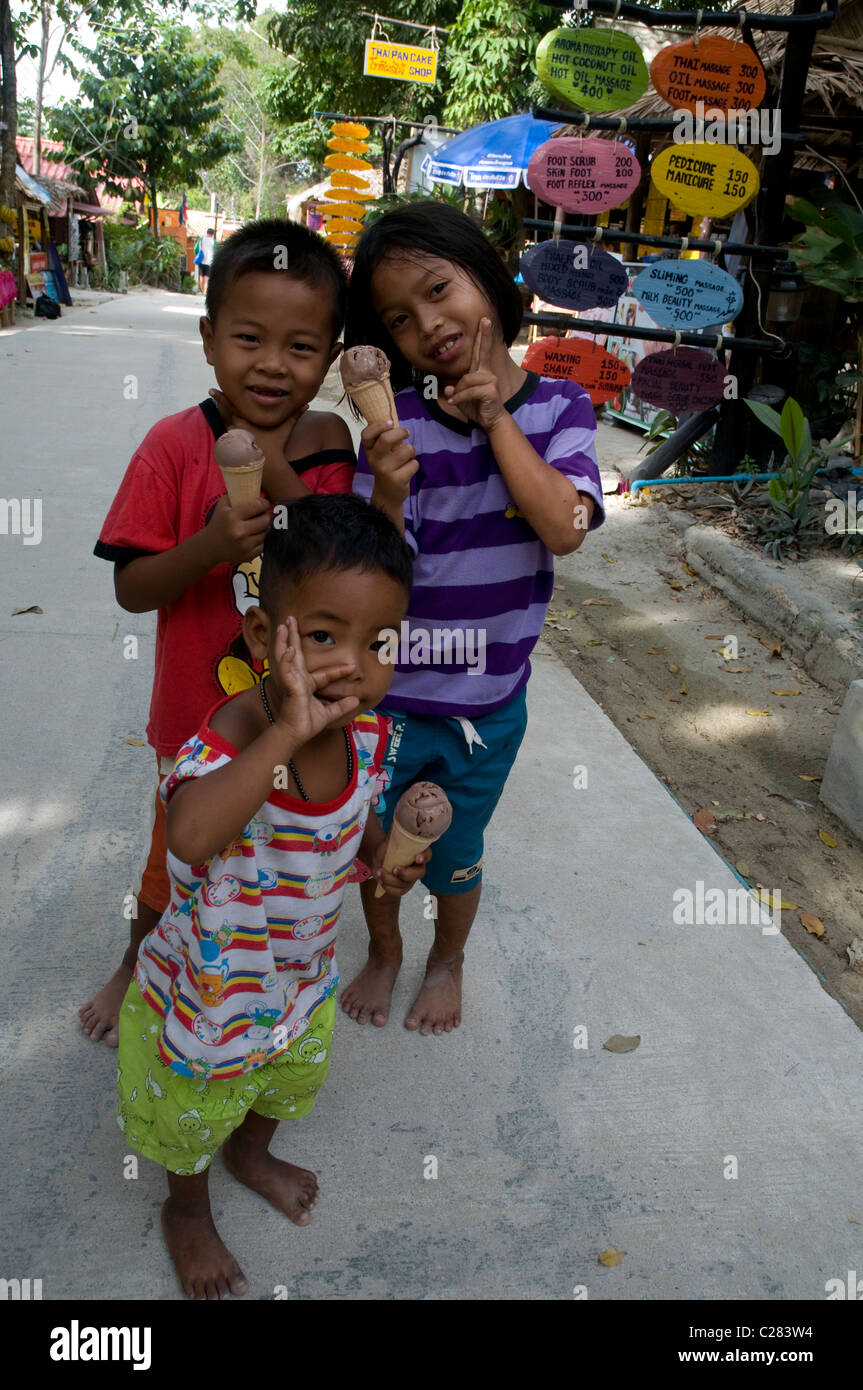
left=271, top=617, right=359, bottom=745
left=205, top=494, right=271, bottom=565
left=443, top=318, right=506, bottom=433
left=362, top=419, right=418, bottom=508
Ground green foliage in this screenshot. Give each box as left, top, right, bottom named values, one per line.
left=442, top=0, right=549, bottom=128
left=103, top=219, right=185, bottom=287
left=181, top=18, right=312, bottom=217
left=264, top=1, right=459, bottom=170
left=789, top=189, right=863, bottom=303
left=638, top=408, right=713, bottom=476
left=363, top=185, right=465, bottom=227
left=794, top=341, right=862, bottom=417
left=740, top=396, right=834, bottom=559
left=47, top=17, right=240, bottom=233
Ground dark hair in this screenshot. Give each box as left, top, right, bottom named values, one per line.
left=206, top=218, right=348, bottom=335
left=258, top=493, right=413, bottom=616
left=344, top=200, right=523, bottom=397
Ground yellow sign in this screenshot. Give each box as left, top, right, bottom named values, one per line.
left=651, top=142, right=760, bottom=219
left=363, top=39, right=437, bottom=84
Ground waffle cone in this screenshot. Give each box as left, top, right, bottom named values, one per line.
left=345, top=377, right=398, bottom=428
left=374, top=820, right=438, bottom=897
left=218, top=461, right=264, bottom=506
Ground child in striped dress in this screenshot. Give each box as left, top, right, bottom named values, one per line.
left=117, top=495, right=430, bottom=1298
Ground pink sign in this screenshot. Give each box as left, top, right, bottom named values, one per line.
left=527, top=138, right=641, bottom=215
left=631, top=347, right=726, bottom=413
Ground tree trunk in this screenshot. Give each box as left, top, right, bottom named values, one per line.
left=0, top=0, right=17, bottom=217
left=33, top=1, right=50, bottom=176
left=149, top=177, right=159, bottom=240
left=255, top=113, right=264, bottom=220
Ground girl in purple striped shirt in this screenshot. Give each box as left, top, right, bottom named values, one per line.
left=342, top=201, right=604, bottom=1037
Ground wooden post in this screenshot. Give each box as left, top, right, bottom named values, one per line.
left=712, top=0, right=824, bottom=473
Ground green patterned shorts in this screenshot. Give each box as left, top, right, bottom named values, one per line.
left=116, top=979, right=335, bottom=1175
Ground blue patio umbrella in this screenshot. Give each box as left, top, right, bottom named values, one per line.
left=421, top=112, right=561, bottom=190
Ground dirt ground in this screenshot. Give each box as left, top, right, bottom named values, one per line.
left=548, top=464, right=863, bottom=1028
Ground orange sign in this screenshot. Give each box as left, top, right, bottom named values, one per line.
left=651, top=37, right=767, bottom=114
left=523, top=336, right=630, bottom=404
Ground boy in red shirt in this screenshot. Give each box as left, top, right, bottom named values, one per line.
left=80, top=219, right=356, bottom=1045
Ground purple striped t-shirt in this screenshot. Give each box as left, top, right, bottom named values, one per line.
left=353, top=370, right=604, bottom=718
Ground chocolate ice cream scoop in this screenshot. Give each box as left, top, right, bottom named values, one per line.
left=393, top=782, right=453, bottom=838
left=339, top=345, right=391, bottom=387
left=214, top=428, right=264, bottom=469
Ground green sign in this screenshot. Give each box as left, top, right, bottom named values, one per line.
left=537, top=27, right=649, bottom=114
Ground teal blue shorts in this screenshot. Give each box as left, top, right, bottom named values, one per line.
left=374, top=689, right=528, bottom=896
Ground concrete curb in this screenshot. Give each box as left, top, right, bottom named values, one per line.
left=662, top=508, right=863, bottom=696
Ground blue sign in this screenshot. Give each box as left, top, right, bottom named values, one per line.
left=631, top=259, right=743, bottom=331
left=519, top=241, right=629, bottom=312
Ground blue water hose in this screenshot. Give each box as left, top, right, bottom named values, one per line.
left=628, top=469, right=863, bottom=495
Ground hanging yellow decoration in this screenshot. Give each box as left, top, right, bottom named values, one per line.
left=322, top=185, right=374, bottom=200
left=327, top=137, right=369, bottom=155
left=330, top=171, right=371, bottom=190
left=321, top=201, right=368, bottom=220
left=324, top=152, right=373, bottom=172
left=321, top=120, right=372, bottom=256
left=324, top=219, right=365, bottom=235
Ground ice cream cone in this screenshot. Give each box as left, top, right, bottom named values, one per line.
left=218, top=461, right=264, bottom=506
left=374, top=821, right=437, bottom=897
left=346, top=377, right=398, bottom=429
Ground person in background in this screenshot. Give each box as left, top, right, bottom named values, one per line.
left=198, top=228, right=217, bottom=292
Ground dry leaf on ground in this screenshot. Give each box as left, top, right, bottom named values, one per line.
left=800, top=911, right=825, bottom=937
left=602, top=1035, right=641, bottom=1053
left=693, top=808, right=717, bottom=834
left=598, top=1249, right=627, bottom=1267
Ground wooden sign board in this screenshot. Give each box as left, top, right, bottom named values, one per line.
left=651, top=142, right=759, bottom=219
left=363, top=39, right=437, bottom=84
left=536, top=27, right=649, bottom=113
left=523, top=335, right=631, bottom=404
left=631, top=346, right=726, bottom=412
left=520, top=241, right=629, bottom=312
left=528, top=137, right=641, bottom=215
left=651, top=37, right=766, bottom=114
left=631, top=258, right=743, bottom=330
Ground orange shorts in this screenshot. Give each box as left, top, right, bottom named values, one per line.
left=138, top=755, right=173, bottom=915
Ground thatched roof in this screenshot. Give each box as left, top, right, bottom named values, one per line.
left=610, top=0, right=863, bottom=174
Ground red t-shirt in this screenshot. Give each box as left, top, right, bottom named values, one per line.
left=95, top=401, right=356, bottom=757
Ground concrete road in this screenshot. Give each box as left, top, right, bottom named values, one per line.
left=1, top=288, right=861, bottom=1301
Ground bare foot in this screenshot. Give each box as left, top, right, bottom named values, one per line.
left=161, top=1198, right=248, bottom=1300
left=404, top=950, right=463, bottom=1036
left=223, top=1135, right=320, bottom=1225
left=340, top=945, right=402, bottom=1026
left=78, top=963, right=132, bottom=1046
